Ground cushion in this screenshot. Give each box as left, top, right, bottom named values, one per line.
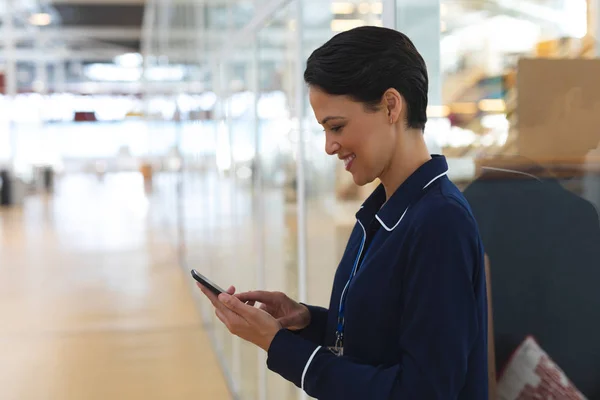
left=497, top=336, right=587, bottom=400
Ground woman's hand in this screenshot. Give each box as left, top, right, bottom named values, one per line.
left=197, top=284, right=282, bottom=352
left=235, top=290, right=311, bottom=331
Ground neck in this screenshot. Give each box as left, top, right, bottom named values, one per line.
left=379, top=129, right=431, bottom=201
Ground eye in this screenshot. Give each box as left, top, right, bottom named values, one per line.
left=330, top=125, right=343, bottom=133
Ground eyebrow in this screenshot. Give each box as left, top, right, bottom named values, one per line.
left=320, top=116, right=346, bottom=125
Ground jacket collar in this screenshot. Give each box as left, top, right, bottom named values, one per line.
left=356, top=155, right=449, bottom=231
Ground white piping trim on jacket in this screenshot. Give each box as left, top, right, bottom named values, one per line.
left=376, top=207, right=409, bottom=232
left=301, top=346, right=322, bottom=392
left=423, top=171, right=449, bottom=189
left=376, top=170, right=448, bottom=232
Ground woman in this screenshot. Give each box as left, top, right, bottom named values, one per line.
left=198, top=26, right=488, bottom=399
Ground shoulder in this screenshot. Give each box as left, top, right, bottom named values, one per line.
left=405, top=186, right=483, bottom=280
left=411, top=183, right=478, bottom=237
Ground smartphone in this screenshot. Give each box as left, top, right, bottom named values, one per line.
left=191, top=269, right=226, bottom=296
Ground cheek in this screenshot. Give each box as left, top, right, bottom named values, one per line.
left=347, top=132, right=370, bottom=162
left=356, top=128, right=389, bottom=164
left=360, top=134, right=396, bottom=179
left=342, top=117, right=390, bottom=169
left=347, top=120, right=375, bottom=153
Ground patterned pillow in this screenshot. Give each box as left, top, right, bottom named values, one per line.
left=497, top=336, right=586, bottom=400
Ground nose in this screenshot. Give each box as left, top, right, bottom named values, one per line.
left=325, top=135, right=341, bottom=156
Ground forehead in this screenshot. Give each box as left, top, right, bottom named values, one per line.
left=308, top=87, right=358, bottom=121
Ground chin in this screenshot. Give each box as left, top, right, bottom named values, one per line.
left=352, top=173, right=376, bottom=187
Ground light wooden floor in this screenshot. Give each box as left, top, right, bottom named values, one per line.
left=0, top=174, right=231, bottom=400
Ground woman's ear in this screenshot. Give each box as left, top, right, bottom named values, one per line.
left=382, top=89, right=403, bottom=125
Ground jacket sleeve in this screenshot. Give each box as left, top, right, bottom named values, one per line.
left=266, top=202, right=484, bottom=399
left=291, top=304, right=329, bottom=345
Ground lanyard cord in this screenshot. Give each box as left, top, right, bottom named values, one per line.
left=334, top=170, right=448, bottom=351
left=335, top=217, right=388, bottom=350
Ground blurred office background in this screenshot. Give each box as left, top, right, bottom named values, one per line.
left=1, top=0, right=600, bottom=399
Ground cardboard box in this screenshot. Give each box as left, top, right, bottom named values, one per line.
left=517, top=58, right=600, bottom=164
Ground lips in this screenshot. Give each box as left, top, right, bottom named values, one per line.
left=343, top=154, right=356, bottom=171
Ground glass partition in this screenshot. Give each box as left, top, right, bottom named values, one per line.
left=157, top=0, right=600, bottom=399
left=438, top=1, right=600, bottom=396
left=257, top=4, right=301, bottom=400
left=302, top=1, right=384, bottom=312
left=438, top=0, right=595, bottom=166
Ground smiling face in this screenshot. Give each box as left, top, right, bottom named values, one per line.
left=309, top=86, right=397, bottom=186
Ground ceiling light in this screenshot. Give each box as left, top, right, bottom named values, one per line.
left=84, top=64, right=142, bottom=82
left=371, top=2, right=383, bottom=14
left=358, top=3, right=370, bottom=14
left=114, top=53, right=143, bottom=68
left=331, top=19, right=366, bottom=32
left=331, top=2, right=354, bottom=15
left=29, top=13, right=52, bottom=26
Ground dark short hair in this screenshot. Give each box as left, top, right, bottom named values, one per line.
left=304, top=26, right=428, bottom=130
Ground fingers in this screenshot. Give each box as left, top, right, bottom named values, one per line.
left=219, top=293, right=257, bottom=318
left=235, top=290, right=277, bottom=304
left=214, top=296, right=252, bottom=334
left=215, top=308, right=227, bottom=325
left=197, top=283, right=235, bottom=303
left=199, top=284, right=263, bottom=323
left=215, top=307, right=239, bottom=333
left=198, top=283, right=219, bottom=304
left=198, top=284, right=231, bottom=314
left=200, top=285, right=256, bottom=336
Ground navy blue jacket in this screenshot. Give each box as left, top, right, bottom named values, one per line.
left=267, top=155, right=489, bottom=399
